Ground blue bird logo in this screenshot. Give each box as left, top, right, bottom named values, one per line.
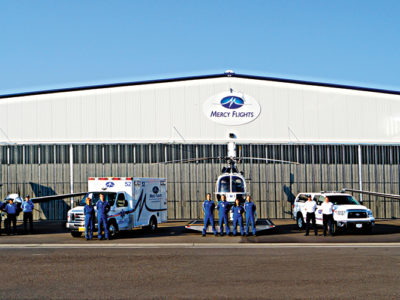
left=105, top=182, right=115, bottom=188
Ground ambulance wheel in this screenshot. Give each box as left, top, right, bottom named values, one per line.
left=147, top=216, right=158, bottom=233
left=296, top=214, right=305, bottom=229
left=108, top=220, right=119, bottom=238
left=71, top=231, right=82, bottom=238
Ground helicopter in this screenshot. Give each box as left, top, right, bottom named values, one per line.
left=160, top=135, right=299, bottom=233
left=161, top=136, right=298, bottom=205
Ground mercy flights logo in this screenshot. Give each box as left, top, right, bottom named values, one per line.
left=105, top=182, right=115, bottom=188
left=203, top=91, right=261, bottom=126
left=220, top=96, right=244, bottom=109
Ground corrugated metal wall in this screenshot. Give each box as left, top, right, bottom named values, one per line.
left=1, top=143, right=399, bottom=220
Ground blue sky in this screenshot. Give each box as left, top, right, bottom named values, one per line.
left=1, top=0, right=400, bottom=95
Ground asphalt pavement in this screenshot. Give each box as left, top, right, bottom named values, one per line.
left=0, top=219, right=399, bottom=299
left=0, top=219, right=399, bottom=244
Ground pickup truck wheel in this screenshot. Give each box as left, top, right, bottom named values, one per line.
left=71, top=231, right=82, bottom=238
left=296, top=214, right=304, bottom=229
left=363, top=225, right=373, bottom=234
left=331, top=222, right=338, bottom=235
left=148, top=216, right=158, bottom=233
left=108, top=220, right=119, bottom=239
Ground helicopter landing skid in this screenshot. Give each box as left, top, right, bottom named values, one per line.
left=185, top=218, right=276, bottom=234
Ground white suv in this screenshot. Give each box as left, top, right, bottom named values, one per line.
left=293, top=192, right=375, bottom=234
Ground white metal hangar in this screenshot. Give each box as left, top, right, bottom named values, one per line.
left=0, top=71, right=399, bottom=220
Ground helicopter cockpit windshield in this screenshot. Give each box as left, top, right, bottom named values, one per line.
left=232, top=176, right=245, bottom=193
left=217, top=175, right=245, bottom=193
left=218, top=177, right=230, bottom=193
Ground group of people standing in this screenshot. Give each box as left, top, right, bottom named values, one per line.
left=202, top=193, right=257, bottom=237
left=0, top=195, right=35, bottom=236
left=303, top=195, right=334, bottom=236
left=84, top=193, right=111, bottom=240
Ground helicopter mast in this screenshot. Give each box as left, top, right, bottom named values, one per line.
left=227, top=141, right=237, bottom=173
left=227, top=141, right=236, bottom=158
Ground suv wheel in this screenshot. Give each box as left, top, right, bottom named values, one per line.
left=363, top=224, right=373, bottom=234
left=71, top=231, right=82, bottom=238
left=297, top=214, right=304, bottom=229
left=331, top=222, right=338, bottom=235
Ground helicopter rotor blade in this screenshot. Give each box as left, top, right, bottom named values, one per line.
left=238, top=157, right=300, bottom=165
left=154, top=156, right=224, bottom=164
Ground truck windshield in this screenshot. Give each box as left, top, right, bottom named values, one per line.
left=329, top=195, right=360, bottom=205
left=79, top=192, right=117, bottom=206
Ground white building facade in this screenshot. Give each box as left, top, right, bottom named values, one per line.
left=1, top=73, right=399, bottom=220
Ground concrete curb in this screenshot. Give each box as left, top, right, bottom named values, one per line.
left=0, top=242, right=399, bottom=249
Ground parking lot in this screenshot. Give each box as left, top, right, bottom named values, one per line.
left=1, top=219, right=399, bottom=244
left=0, top=219, right=399, bottom=299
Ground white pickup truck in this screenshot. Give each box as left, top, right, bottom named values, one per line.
left=66, top=177, right=167, bottom=238
left=293, top=192, right=375, bottom=234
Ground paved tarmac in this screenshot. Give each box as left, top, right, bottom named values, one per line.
left=0, top=219, right=399, bottom=244
left=0, top=219, right=399, bottom=299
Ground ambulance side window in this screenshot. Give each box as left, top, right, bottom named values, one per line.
left=116, top=193, right=127, bottom=207
left=106, top=193, right=116, bottom=206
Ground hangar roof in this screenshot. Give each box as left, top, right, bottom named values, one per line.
left=1, top=72, right=400, bottom=99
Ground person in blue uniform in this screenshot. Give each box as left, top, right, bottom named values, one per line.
left=96, top=193, right=110, bottom=240
left=217, top=195, right=231, bottom=236
left=22, top=195, right=35, bottom=234
left=84, top=194, right=95, bottom=240
left=5, top=198, right=17, bottom=235
left=202, top=193, right=217, bottom=237
left=0, top=201, right=6, bottom=235
left=231, top=198, right=244, bottom=236
left=244, top=195, right=257, bottom=236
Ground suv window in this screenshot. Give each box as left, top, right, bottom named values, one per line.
left=328, top=195, right=360, bottom=205
left=317, top=196, right=325, bottom=205
left=296, top=194, right=308, bottom=203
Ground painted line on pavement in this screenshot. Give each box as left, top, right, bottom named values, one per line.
left=0, top=243, right=399, bottom=249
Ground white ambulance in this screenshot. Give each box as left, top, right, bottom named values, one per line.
left=66, top=177, right=167, bottom=238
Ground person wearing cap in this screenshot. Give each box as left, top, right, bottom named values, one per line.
left=22, top=195, right=35, bottom=234
left=244, top=195, right=257, bottom=236
left=321, top=196, right=334, bottom=236
left=84, top=194, right=95, bottom=240
left=5, top=198, right=17, bottom=235
left=304, top=195, right=318, bottom=236
left=96, top=193, right=110, bottom=240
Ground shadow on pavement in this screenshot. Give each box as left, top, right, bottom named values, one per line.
left=0, top=220, right=67, bottom=236
left=2, top=219, right=399, bottom=241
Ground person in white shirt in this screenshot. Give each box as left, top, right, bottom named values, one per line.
left=304, top=195, right=318, bottom=236
left=321, top=196, right=334, bottom=236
